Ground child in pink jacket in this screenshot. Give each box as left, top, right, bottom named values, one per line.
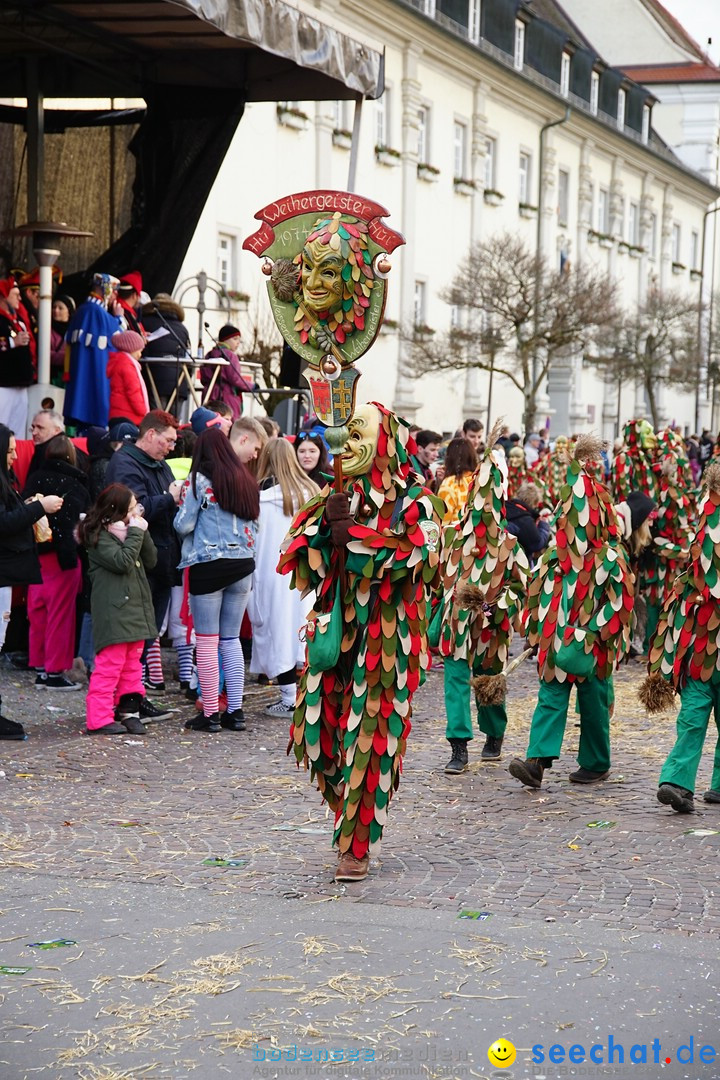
left=107, top=329, right=149, bottom=426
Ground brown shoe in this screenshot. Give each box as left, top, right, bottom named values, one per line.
left=335, top=851, right=370, bottom=882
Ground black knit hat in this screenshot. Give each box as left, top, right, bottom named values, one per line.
left=626, top=489, right=657, bottom=532
left=218, top=324, right=241, bottom=342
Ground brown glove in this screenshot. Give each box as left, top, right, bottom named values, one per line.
left=325, top=492, right=353, bottom=546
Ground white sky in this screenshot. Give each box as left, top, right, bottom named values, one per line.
left=659, top=0, right=720, bottom=64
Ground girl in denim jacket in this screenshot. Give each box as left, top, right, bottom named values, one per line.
left=174, top=428, right=259, bottom=732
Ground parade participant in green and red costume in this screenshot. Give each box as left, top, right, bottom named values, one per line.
left=509, top=436, right=634, bottom=789
left=437, top=424, right=529, bottom=774
left=612, top=419, right=659, bottom=503
left=642, top=464, right=720, bottom=813
left=506, top=445, right=530, bottom=499
left=643, top=458, right=694, bottom=649
left=278, top=403, right=443, bottom=883
left=532, top=435, right=569, bottom=507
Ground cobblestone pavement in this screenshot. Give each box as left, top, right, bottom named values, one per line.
left=1, top=653, right=719, bottom=1079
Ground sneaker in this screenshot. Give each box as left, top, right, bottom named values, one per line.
left=481, top=735, right=504, bottom=760
left=657, top=783, right=694, bottom=813
left=185, top=712, right=221, bottom=733
left=509, top=757, right=545, bottom=789
left=144, top=679, right=166, bottom=692
left=0, top=714, right=27, bottom=741
left=138, top=698, right=173, bottom=722
left=120, top=714, right=147, bottom=735
left=44, top=673, right=82, bottom=691
left=264, top=700, right=295, bottom=718
left=569, top=766, right=610, bottom=784
left=221, top=708, right=246, bottom=731
left=335, top=851, right=370, bottom=882
left=444, top=738, right=469, bottom=774
left=87, top=721, right=127, bottom=735
left=703, top=789, right=720, bottom=804
left=34, top=671, right=47, bottom=689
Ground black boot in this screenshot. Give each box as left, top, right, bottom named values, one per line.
left=185, top=711, right=221, bottom=733
left=508, top=757, right=545, bottom=789
left=115, top=693, right=147, bottom=735
left=444, top=739, right=469, bottom=775
left=657, top=783, right=694, bottom=813
left=0, top=696, right=26, bottom=741
left=481, top=735, right=504, bottom=760
left=569, top=766, right=610, bottom=784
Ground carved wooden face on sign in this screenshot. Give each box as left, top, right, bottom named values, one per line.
left=243, top=191, right=404, bottom=373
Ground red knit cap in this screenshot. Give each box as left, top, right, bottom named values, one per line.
left=111, top=330, right=145, bottom=353
left=119, top=271, right=143, bottom=295
left=0, top=277, right=18, bottom=299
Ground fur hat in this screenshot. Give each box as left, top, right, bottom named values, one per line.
left=111, top=330, right=145, bottom=353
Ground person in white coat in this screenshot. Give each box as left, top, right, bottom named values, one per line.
left=250, top=438, right=319, bottom=716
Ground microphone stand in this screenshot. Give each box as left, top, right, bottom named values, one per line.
left=146, top=304, right=192, bottom=418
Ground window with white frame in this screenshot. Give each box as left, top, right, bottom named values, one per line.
left=617, top=88, right=626, bottom=131
left=597, top=188, right=609, bottom=233
left=628, top=201, right=639, bottom=246
left=217, top=232, right=236, bottom=290
left=414, top=280, right=427, bottom=328
left=672, top=223, right=681, bottom=263
left=561, top=52, right=571, bottom=98
left=514, top=19, right=525, bottom=71
left=332, top=100, right=348, bottom=132
left=454, top=122, right=468, bottom=179
left=649, top=212, right=657, bottom=259
left=450, top=304, right=464, bottom=330
left=483, top=136, right=495, bottom=188
left=468, top=0, right=481, bottom=43
left=642, top=104, right=650, bottom=144
left=519, top=151, right=531, bottom=204
left=417, top=105, right=429, bottom=164
left=558, top=168, right=569, bottom=225
left=376, top=92, right=388, bottom=147
left=590, top=71, right=599, bottom=115
left=691, top=230, right=700, bottom=270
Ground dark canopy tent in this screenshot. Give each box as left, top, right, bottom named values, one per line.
left=0, top=0, right=383, bottom=295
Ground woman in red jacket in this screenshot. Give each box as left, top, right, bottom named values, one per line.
left=107, top=330, right=150, bottom=426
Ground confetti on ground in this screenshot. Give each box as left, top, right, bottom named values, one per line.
left=0, top=965, right=32, bottom=974
left=586, top=820, right=616, bottom=829
left=683, top=828, right=720, bottom=837
left=202, top=857, right=248, bottom=868
left=26, top=939, right=77, bottom=949
left=106, top=821, right=145, bottom=828
left=457, top=911, right=492, bottom=920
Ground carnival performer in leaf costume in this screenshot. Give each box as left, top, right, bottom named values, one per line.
left=438, top=427, right=530, bottom=774
left=278, top=403, right=443, bottom=882
left=506, top=445, right=530, bottom=499
left=641, top=464, right=720, bottom=813
left=532, top=435, right=569, bottom=507
left=643, top=458, right=694, bottom=648
left=612, top=419, right=659, bottom=503
left=509, top=436, right=635, bottom=789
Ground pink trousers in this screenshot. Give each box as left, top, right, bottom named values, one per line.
left=86, top=640, right=145, bottom=730
left=28, top=552, right=82, bottom=673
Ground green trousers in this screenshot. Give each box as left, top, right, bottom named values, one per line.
left=526, top=676, right=611, bottom=773
left=444, top=655, right=506, bottom=741
left=659, top=674, right=720, bottom=794
left=644, top=600, right=661, bottom=653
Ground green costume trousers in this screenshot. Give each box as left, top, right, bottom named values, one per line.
left=644, top=600, right=661, bottom=653
left=527, top=676, right=611, bottom=772
left=444, top=655, right=506, bottom=741
left=658, top=674, right=720, bottom=794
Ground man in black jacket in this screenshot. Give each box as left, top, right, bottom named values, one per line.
left=505, top=482, right=551, bottom=564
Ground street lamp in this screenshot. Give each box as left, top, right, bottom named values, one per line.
left=14, top=220, right=93, bottom=389
left=531, top=108, right=571, bottom=429
left=696, top=200, right=720, bottom=432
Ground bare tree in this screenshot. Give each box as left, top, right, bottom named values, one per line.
left=592, top=286, right=700, bottom=430
left=406, top=232, right=618, bottom=434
